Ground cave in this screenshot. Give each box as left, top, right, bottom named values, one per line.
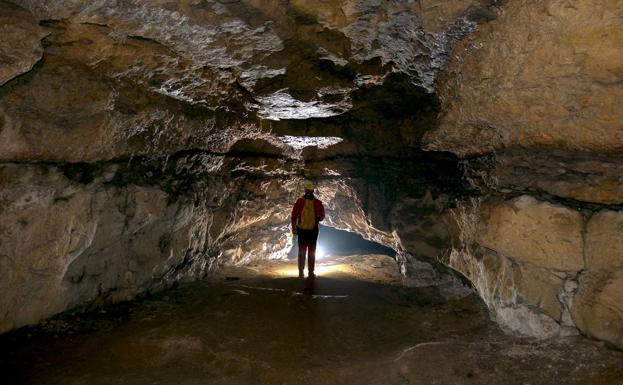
left=296, top=224, right=397, bottom=258
left=1, top=0, right=623, bottom=384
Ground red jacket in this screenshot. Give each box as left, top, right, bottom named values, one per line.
left=291, top=196, right=325, bottom=228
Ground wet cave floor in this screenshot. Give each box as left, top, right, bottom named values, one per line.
left=1, top=254, right=622, bottom=385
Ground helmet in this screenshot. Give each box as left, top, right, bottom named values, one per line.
left=303, top=180, right=314, bottom=190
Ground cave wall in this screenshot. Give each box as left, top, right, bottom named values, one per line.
left=1, top=0, right=622, bottom=350
left=424, top=0, right=623, bottom=157
left=447, top=196, right=623, bottom=348
left=425, top=0, right=623, bottom=348
left=0, top=151, right=471, bottom=333
left=0, top=154, right=299, bottom=333
left=306, top=155, right=472, bottom=297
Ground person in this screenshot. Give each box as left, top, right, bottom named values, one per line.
left=291, top=180, right=325, bottom=278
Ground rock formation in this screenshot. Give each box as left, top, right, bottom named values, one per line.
left=1, top=0, right=622, bottom=350
left=423, top=0, right=623, bottom=349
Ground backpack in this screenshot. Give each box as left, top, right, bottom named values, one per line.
left=298, top=199, right=316, bottom=230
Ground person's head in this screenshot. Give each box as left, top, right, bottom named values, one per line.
left=304, top=180, right=314, bottom=194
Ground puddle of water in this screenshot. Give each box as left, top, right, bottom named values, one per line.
left=1, top=255, right=622, bottom=385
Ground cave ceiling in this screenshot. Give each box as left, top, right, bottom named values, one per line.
left=1, top=0, right=503, bottom=162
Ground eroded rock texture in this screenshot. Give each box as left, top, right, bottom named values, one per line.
left=447, top=196, right=623, bottom=348
left=0, top=1, right=45, bottom=86
left=425, top=0, right=623, bottom=157
left=0, top=156, right=295, bottom=331
left=1, top=0, right=622, bottom=350
left=0, top=152, right=470, bottom=333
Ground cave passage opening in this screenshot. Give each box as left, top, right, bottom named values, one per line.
left=275, top=224, right=401, bottom=281
left=287, top=224, right=396, bottom=260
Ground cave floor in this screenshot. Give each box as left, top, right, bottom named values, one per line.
left=1, top=254, right=622, bottom=385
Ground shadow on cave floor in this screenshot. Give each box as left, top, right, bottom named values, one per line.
left=1, top=254, right=623, bottom=385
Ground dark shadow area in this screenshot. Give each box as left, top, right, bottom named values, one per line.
left=287, top=224, right=396, bottom=259
left=2, top=269, right=621, bottom=385
left=0, top=270, right=473, bottom=385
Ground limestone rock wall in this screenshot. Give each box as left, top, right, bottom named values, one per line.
left=419, top=0, right=623, bottom=349
left=0, top=1, right=46, bottom=86
left=0, top=152, right=471, bottom=333
left=447, top=196, right=623, bottom=348
left=0, top=156, right=298, bottom=333
left=0, top=163, right=202, bottom=332
left=307, top=156, right=472, bottom=297
left=424, top=0, right=623, bottom=156
left=573, top=210, right=623, bottom=348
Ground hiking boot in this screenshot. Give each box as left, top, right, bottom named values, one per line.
left=298, top=270, right=304, bottom=278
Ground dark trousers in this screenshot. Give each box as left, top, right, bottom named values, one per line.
left=297, top=229, right=318, bottom=274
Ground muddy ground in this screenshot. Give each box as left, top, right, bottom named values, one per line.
left=1, top=254, right=622, bottom=385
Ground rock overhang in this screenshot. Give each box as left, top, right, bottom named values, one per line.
left=8, top=0, right=498, bottom=127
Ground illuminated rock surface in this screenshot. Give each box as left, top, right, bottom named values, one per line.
left=424, top=0, right=623, bottom=157
left=1, top=0, right=623, bottom=365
